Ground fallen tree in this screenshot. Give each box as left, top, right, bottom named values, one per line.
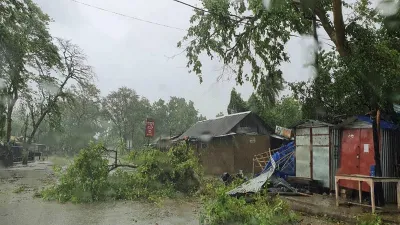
left=41, top=142, right=203, bottom=203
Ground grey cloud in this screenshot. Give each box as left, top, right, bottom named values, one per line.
left=32, top=0, right=308, bottom=118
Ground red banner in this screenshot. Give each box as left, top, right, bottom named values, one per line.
left=145, top=118, right=155, bottom=137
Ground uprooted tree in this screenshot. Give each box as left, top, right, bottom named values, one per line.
left=179, top=0, right=400, bottom=206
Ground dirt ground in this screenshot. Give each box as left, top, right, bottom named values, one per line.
left=0, top=161, right=340, bottom=225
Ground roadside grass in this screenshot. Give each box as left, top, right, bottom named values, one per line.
left=13, top=185, right=27, bottom=194
left=356, top=213, right=382, bottom=225
left=48, top=156, right=73, bottom=167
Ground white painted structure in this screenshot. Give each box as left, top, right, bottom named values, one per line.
left=295, top=120, right=339, bottom=189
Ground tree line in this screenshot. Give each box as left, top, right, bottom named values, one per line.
left=1, top=0, right=205, bottom=155
left=222, top=88, right=302, bottom=129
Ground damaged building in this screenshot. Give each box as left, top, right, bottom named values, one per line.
left=179, top=111, right=275, bottom=175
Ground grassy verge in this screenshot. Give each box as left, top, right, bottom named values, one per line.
left=47, top=156, right=73, bottom=167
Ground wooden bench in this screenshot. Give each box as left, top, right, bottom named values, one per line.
left=335, top=174, right=400, bottom=213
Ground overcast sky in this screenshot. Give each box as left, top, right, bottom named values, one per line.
left=32, top=0, right=316, bottom=118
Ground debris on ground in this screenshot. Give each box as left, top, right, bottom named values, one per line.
left=225, top=141, right=305, bottom=196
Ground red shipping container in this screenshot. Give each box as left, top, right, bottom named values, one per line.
left=338, top=128, right=375, bottom=192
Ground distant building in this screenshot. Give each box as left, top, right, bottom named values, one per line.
left=151, top=134, right=181, bottom=151
left=178, top=111, right=273, bottom=175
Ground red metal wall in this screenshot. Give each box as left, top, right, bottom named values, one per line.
left=338, top=128, right=375, bottom=192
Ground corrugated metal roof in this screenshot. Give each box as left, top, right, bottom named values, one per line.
left=291, top=119, right=334, bottom=128
left=226, top=157, right=276, bottom=195
left=178, top=111, right=251, bottom=139
left=394, top=104, right=400, bottom=114
left=336, top=116, right=398, bottom=130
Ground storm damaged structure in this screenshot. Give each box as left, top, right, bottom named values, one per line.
left=292, top=120, right=341, bottom=191
left=179, top=111, right=273, bottom=175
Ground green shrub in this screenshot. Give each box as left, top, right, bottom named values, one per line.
left=357, top=213, right=382, bottom=225
left=42, top=142, right=203, bottom=203
left=13, top=185, right=26, bottom=194
left=42, top=143, right=109, bottom=203
left=111, top=143, right=203, bottom=200
left=199, top=181, right=297, bottom=225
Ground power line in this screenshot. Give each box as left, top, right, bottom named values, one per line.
left=70, top=0, right=186, bottom=31
left=172, top=0, right=252, bottom=21
left=172, top=0, right=207, bottom=13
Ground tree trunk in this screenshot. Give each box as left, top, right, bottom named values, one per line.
left=27, top=108, right=49, bottom=144
left=6, top=95, right=18, bottom=142
left=6, top=109, right=12, bottom=142
left=23, top=114, right=29, bottom=142
left=131, top=126, right=134, bottom=150
left=372, top=109, right=385, bottom=206
left=332, top=0, right=348, bottom=56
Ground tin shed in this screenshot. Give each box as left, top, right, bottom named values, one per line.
left=337, top=116, right=400, bottom=203
left=179, top=111, right=273, bottom=175
left=294, top=120, right=341, bottom=190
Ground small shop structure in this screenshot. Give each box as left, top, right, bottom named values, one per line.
left=293, top=120, right=341, bottom=190
left=336, top=116, right=400, bottom=203
left=179, top=111, right=273, bottom=175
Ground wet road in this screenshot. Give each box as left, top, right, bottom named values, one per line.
left=0, top=161, right=199, bottom=225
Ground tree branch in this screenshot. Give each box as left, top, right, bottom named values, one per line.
left=314, top=6, right=337, bottom=46
left=332, top=0, right=348, bottom=56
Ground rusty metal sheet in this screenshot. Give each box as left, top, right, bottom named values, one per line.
left=226, top=158, right=276, bottom=195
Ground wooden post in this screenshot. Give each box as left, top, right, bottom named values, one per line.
left=335, top=177, right=339, bottom=207
left=397, top=182, right=400, bottom=209
left=370, top=181, right=375, bottom=213
left=252, top=159, right=255, bottom=176
left=359, top=181, right=362, bottom=203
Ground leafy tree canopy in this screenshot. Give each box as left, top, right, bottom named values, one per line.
left=180, top=0, right=400, bottom=121
left=227, top=88, right=248, bottom=114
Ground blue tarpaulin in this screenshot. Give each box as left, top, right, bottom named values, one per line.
left=357, top=116, right=398, bottom=130
left=260, top=141, right=295, bottom=179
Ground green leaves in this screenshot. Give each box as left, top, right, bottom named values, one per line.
left=42, top=143, right=109, bottom=203
left=42, top=143, right=203, bottom=203
left=200, top=182, right=297, bottom=225
left=0, top=0, right=62, bottom=141
left=180, top=0, right=309, bottom=103
left=101, top=87, right=203, bottom=148
left=227, top=88, right=249, bottom=114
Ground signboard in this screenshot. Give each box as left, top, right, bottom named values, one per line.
left=275, top=126, right=292, bottom=139
left=145, top=118, right=155, bottom=137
